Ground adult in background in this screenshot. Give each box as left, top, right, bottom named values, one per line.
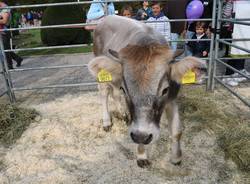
left=135, top=1, right=152, bottom=21
left=26, top=11, right=33, bottom=26
left=0, top=0, right=23, bottom=69
left=85, top=0, right=115, bottom=30
left=33, top=11, right=39, bottom=27
left=222, top=0, right=250, bottom=86
left=163, top=0, right=189, bottom=51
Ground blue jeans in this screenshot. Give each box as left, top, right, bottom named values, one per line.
left=185, top=31, right=195, bottom=56
left=171, top=33, right=180, bottom=51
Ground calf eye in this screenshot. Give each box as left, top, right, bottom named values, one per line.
left=120, top=87, right=126, bottom=94
left=162, top=87, right=169, bottom=96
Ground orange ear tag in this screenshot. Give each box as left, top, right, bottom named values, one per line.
left=97, top=69, right=112, bottom=83
left=182, top=70, right=196, bottom=84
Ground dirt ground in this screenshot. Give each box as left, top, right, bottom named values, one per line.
left=0, top=90, right=249, bottom=184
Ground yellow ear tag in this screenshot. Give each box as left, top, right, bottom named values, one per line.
left=97, top=69, right=112, bottom=83
left=182, top=70, right=196, bottom=84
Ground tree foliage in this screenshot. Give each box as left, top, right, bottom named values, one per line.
left=40, top=0, right=91, bottom=46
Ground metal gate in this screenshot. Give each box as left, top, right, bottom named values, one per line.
left=0, top=0, right=249, bottom=107
left=208, top=0, right=250, bottom=107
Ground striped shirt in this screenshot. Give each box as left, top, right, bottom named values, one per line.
left=147, top=14, right=171, bottom=41
left=222, top=1, right=233, bottom=27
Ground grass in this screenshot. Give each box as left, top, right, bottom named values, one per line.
left=13, top=29, right=92, bottom=56
left=178, top=86, right=250, bottom=173
left=0, top=103, right=38, bottom=147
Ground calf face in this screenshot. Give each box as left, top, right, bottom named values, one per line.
left=88, top=44, right=205, bottom=145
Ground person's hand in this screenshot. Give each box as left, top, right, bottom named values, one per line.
left=141, top=12, right=147, bottom=19
left=203, top=51, right=208, bottom=57
left=181, top=30, right=186, bottom=38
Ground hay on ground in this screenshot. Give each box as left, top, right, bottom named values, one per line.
left=0, top=103, right=38, bottom=146
left=0, top=87, right=249, bottom=183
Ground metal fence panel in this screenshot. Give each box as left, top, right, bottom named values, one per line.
left=0, top=0, right=249, bottom=108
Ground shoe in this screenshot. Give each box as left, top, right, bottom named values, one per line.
left=222, top=78, right=239, bottom=87
left=240, top=69, right=250, bottom=80
left=231, top=73, right=246, bottom=82
left=231, top=70, right=250, bottom=82
left=16, top=58, right=23, bottom=67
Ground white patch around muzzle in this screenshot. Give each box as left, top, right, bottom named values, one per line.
left=128, top=120, right=160, bottom=144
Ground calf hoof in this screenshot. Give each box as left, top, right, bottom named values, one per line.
left=170, top=157, right=182, bottom=165
left=137, top=159, right=151, bottom=168
left=103, top=125, right=112, bottom=132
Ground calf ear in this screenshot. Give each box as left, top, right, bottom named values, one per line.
left=88, top=56, right=122, bottom=83
left=170, top=56, right=207, bottom=83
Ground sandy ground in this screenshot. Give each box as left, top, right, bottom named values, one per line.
left=0, top=91, right=249, bottom=184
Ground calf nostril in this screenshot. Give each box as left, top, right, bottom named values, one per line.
left=144, top=134, right=153, bottom=144
left=130, top=132, right=135, bottom=141
left=149, top=134, right=153, bottom=139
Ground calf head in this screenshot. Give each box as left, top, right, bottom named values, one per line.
left=88, top=43, right=205, bottom=145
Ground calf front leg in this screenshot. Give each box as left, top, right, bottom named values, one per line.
left=136, top=144, right=151, bottom=168
left=98, top=83, right=112, bottom=131
left=111, top=86, right=129, bottom=123
left=166, top=101, right=182, bottom=165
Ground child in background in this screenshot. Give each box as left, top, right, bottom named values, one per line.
left=147, top=1, right=171, bottom=41
left=121, top=5, right=133, bottom=18
left=188, top=21, right=210, bottom=57
left=136, top=1, right=152, bottom=20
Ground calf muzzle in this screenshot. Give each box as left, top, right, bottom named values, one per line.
left=130, top=131, right=153, bottom=144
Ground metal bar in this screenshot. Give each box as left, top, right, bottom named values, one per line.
left=219, top=38, right=250, bottom=42
left=0, top=34, right=16, bottom=103
left=215, top=77, right=250, bottom=107
left=3, top=18, right=212, bottom=32
left=211, top=0, right=222, bottom=91
left=0, top=0, right=200, bottom=9
left=13, top=82, right=98, bottom=91
left=0, top=91, right=7, bottom=98
left=9, top=64, right=88, bottom=72
left=219, top=19, right=250, bottom=26
left=4, top=43, right=92, bottom=52
left=220, top=57, right=250, bottom=60
left=218, top=40, right=250, bottom=54
left=8, top=56, right=209, bottom=73
left=214, top=75, right=250, bottom=79
left=207, top=0, right=217, bottom=91
left=220, top=18, right=250, bottom=21
left=168, top=39, right=211, bottom=42
left=3, top=39, right=214, bottom=53
left=216, top=58, right=250, bottom=79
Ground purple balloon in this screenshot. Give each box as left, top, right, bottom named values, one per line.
left=186, top=0, right=204, bottom=23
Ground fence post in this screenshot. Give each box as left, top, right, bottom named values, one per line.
left=0, top=34, right=16, bottom=103
left=104, top=0, right=108, bottom=16
left=207, top=0, right=218, bottom=91
left=210, top=0, right=223, bottom=91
